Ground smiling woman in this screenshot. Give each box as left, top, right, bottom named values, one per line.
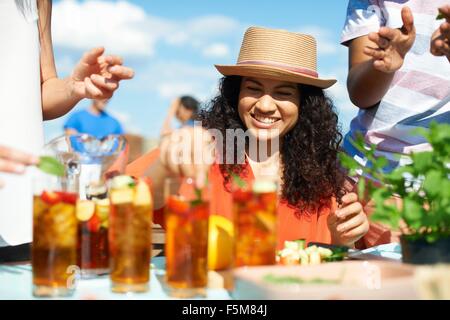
left=127, top=26, right=370, bottom=249
left=201, top=75, right=344, bottom=213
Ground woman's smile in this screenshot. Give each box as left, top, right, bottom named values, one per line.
left=250, top=112, right=282, bottom=129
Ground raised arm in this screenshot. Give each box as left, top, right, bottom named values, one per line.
left=160, top=98, right=181, bottom=137
left=347, top=7, right=416, bottom=109
left=38, top=0, right=134, bottom=120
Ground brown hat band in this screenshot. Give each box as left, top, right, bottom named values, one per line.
left=236, top=60, right=319, bottom=78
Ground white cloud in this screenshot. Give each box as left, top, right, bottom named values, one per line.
left=202, top=43, right=230, bottom=58
left=52, top=0, right=158, bottom=56
left=52, top=0, right=240, bottom=57
left=136, top=61, right=220, bottom=101
left=167, top=15, right=240, bottom=46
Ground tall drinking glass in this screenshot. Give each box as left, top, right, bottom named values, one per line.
left=32, top=169, right=78, bottom=297
left=232, top=177, right=278, bottom=267
left=109, top=175, right=153, bottom=293
left=164, top=177, right=209, bottom=298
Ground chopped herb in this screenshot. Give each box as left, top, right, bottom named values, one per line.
left=436, top=12, right=444, bottom=20
left=263, top=274, right=340, bottom=285
left=38, top=156, right=65, bottom=177
left=294, top=239, right=306, bottom=249
left=323, top=247, right=349, bottom=262
left=190, top=188, right=203, bottom=207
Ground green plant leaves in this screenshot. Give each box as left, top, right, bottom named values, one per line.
left=412, top=152, right=433, bottom=172
left=38, top=156, right=65, bottom=177
left=338, top=122, right=450, bottom=242
left=423, top=170, right=442, bottom=199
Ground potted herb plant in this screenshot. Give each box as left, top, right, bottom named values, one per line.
left=339, top=122, right=450, bottom=264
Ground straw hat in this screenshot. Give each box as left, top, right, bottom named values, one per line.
left=215, top=26, right=336, bottom=89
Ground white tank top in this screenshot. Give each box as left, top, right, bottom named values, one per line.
left=0, top=0, right=43, bottom=246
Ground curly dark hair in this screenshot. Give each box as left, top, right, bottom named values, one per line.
left=198, top=76, right=345, bottom=212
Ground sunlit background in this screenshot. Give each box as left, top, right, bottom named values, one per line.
left=45, top=0, right=357, bottom=152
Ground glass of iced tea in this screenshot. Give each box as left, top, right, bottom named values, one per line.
left=76, top=182, right=110, bottom=277
left=32, top=170, right=78, bottom=297
left=109, top=175, right=153, bottom=293
left=164, top=177, right=209, bottom=298
left=232, top=177, right=278, bottom=267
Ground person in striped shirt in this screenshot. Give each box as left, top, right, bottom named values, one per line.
left=341, top=1, right=450, bottom=247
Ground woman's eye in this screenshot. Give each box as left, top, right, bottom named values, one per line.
left=277, top=91, right=292, bottom=96
left=247, top=86, right=260, bottom=92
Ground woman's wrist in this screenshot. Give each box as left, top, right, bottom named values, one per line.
left=65, top=76, right=85, bottom=103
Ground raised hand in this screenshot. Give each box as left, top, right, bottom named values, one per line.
left=364, top=6, right=416, bottom=73
left=70, top=47, right=135, bottom=100
left=430, top=5, right=450, bottom=62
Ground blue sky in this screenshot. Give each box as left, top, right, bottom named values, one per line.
left=45, top=0, right=357, bottom=142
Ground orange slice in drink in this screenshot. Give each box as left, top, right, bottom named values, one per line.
left=76, top=200, right=95, bottom=221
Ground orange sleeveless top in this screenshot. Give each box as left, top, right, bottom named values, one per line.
left=126, top=149, right=335, bottom=249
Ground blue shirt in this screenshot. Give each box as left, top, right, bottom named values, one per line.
left=64, top=109, right=124, bottom=139
left=178, top=119, right=196, bottom=129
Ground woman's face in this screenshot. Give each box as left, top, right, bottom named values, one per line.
left=238, top=77, right=300, bottom=141
left=176, top=104, right=194, bottom=123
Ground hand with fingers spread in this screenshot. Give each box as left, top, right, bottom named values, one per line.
left=364, top=6, right=416, bottom=73
left=0, top=146, right=39, bottom=189
left=431, top=5, right=450, bottom=62
left=70, top=47, right=135, bottom=100
left=328, top=193, right=369, bottom=247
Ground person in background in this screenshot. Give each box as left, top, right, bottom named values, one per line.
left=64, top=98, right=124, bottom=139
left=340, top=1, right=450, bottom=248
left=0, top=0, right=134, bottom=261
left=160, top=96, right=199, bottom=136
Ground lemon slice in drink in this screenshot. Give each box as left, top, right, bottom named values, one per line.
left=111, top=175, right=135, bottom=189
left=133, top=180, right=152, bottom=206
left=208, top=215, right=234, bottom=271
left=96, top=199, right=110, bottom=222
left=76, top=200, right=95, bottom=221
left=110, top=189, right=134, bottom=205
left=252, top=180, right=277, bottom=193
